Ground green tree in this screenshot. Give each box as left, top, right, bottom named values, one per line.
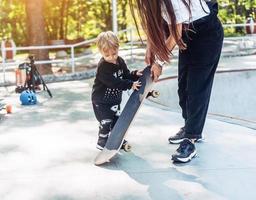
left=219, top=0, right=256, bottom=35
left=2, top=0, right=256, bottom=47
left=25, top=0, right=51, bottom=74
left=118, top=0, right=129, bottom=41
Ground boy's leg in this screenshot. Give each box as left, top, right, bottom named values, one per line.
left=92, top=103, right=116, bottom=150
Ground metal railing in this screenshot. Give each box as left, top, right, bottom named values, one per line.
left=1, top=23, right=256, bottom=85
left=0, top=28, right=137, bottom=84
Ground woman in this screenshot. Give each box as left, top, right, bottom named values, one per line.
left=129, top=0, right=224, bottom=163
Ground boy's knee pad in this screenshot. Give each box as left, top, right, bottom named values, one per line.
left=99, top=119, right=113, bottom=134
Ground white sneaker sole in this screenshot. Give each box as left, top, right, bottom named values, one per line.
left=172, top=150, right=197, bottom=163
left=169, top=137, right=204, bottom=144
left=168, top=138, right=185, bottom=144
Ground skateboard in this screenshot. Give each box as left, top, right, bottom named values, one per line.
left=121, top=90, right=159, bottom=152
left=94, top=66, right=158, bottom=165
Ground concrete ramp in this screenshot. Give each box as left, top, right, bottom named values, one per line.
left=0, top=80, right=255, bottom=200
left=151, top=69, right=256, bottom=128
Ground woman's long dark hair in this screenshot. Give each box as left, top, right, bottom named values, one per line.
left=129, top=0, right=191, bottom=63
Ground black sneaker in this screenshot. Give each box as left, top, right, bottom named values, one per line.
left=168, top=127, right=186, bottom=144
left=171, top=139, right=197, bottom=163
left=96, top=136, right=108, bottom=150
left=168, top=127, right=204, bottom=144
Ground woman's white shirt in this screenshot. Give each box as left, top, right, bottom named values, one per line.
left=162, top=0, right=210, bottom=24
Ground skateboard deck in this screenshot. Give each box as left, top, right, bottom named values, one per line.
left=94, top=66, right=155, bottom=165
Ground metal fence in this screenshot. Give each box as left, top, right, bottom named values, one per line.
left=0, top=24, right=256, bottom=85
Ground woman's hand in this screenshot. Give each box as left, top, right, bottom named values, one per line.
left=145, top=42, right=152, bottom=65
left=151, top=63, right=162, bottom=82
left=132, top=81, right=141, bottom=91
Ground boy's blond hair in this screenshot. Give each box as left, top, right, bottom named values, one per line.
left=96, top=31, right=119, bottom=53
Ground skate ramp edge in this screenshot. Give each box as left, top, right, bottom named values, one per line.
left=150, top=69, right=256, bottom=127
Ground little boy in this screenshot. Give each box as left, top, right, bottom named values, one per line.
left=91, top=31, right=142, bottom=150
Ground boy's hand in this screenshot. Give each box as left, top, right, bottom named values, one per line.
left=136, top=69, right=143, bottom=76
left=132, top=81, right=141, bottom=91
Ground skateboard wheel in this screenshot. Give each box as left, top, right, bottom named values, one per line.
left=146, top=90, right=160, bottom=99
left=6, top=105, right=12, bottom=113
left=151, top=90, right=160, bottom=98
left=123, top=143, right=132, bottom=152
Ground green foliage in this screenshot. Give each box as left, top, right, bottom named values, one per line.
left=0, top=0, right=26, bottom=45
left=0, top=0, right=255, bottom=45
left=218, top=0, right=256, bottom=36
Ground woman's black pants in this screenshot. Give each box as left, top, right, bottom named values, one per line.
left=178, top=3, right=224, bottom=139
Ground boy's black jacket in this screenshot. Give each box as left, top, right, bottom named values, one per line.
left=91, top=56, right=139, bottom=104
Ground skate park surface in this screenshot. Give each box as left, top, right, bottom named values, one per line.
left=0, top=60, right=256, bottom=200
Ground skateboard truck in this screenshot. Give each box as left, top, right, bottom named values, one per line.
left=146, top=90, right=160, bottom=98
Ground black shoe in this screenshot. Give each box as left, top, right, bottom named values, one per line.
left=171, top=139, right=197, bottom=163
left=168, top=127, right=204, bottom=144
left=96, top=136, right=108, bottom=150
left=168, top=127, right=186, bottom=144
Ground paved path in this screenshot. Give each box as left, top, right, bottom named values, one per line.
left=0, top=81, right=255, bottom=200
